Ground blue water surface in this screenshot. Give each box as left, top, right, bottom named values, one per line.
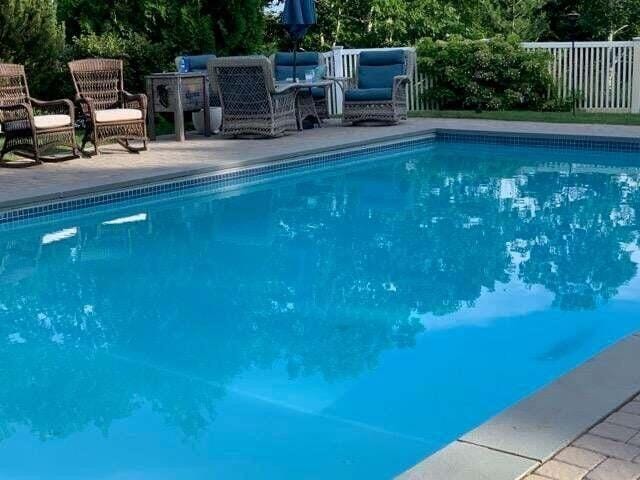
left=1, top=141, right=640, bottom=479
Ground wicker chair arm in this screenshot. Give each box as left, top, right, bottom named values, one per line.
left=393, top=75, right=411, bottom=97
left=74, top=94, right=98, bottom=122
left=326, top=75, right=356, bottom=90
left=30, top=98, right=75, bottom=119
left=0, top=102, right=34, bottom=127
left=122, top=90, right=148, bottom=112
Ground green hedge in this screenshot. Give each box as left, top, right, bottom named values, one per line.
left=416, top=35, right=571, bottom=111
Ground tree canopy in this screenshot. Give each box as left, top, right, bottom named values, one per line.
left=2, top=0, right=640, bottom=96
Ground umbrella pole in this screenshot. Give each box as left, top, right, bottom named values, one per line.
left=293, top=40, right=298, bottom=82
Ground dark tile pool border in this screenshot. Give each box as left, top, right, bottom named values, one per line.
left=1, top=128, right=639, bottom=227
left=0, top=134, right=437, bottom=226
left=437, top=130, right=640, bottom=153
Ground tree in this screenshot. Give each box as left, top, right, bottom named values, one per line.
left=543, top=0, right=640, bottom=41
left=0, top=0, right=65, bottom=95
left=475, top=0, right=549, bottom=40
left=202, top=0, right=269, bottom=54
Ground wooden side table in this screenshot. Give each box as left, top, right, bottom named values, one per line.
left=145, top=72, right=210, bottom=141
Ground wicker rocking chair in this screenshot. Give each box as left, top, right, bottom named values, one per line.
left=68, top=59, right=148, bottom=155
left=207, top=56, right=297, bottom=138
left=343, top=49, right=415, bottom=126
left=0, top=63, right=78, bottom=166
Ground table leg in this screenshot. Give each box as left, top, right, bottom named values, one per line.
left=146, top=78, right=156, bottom=140
left=174, top=78, right=185, bottom=142
left=203, top=77, right=211, bottom=137
left=296, top=90, right=320, bottom=129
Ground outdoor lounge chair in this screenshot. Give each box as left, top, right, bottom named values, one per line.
left=270, top=52, right=330, bottom=119
left=68, top=59, right=148, bottom=155
left=207, top=56, right=297, bottom=138
left=0, top=63, right=78, bottom=166
left=343, top=49, right=414, bottom=125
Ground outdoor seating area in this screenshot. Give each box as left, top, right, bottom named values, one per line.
left=0, top=47, right=415, bottom=167
left=4, top=0, right=640, bottom=479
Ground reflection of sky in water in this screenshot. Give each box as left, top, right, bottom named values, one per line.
left=0, top=142, right=640, bottom=479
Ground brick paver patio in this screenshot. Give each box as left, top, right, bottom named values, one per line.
left=525, top=393, right=640, bottom=480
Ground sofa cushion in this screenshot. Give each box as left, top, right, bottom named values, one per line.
left=95, top=108, right=143, bottom=123
left=358, top=63, right=405, bottom=89
left=177, top=54, right=216, bottom=72
left=311, top=87, right=326, bottom=99
left=274, top=52, right=320, bottom=81
left=358, top=49, right=406, bottom=89
left=359, top=49, right=406, bottom=66
left=274, top=52, right=320, bottom=67
left=185, top=54, right=216, bottom=71
left=345, top=88, right=393, bottom=102
left=34, top=114, right=72, bottom=130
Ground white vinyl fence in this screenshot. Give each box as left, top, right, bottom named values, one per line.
left=323, top=38, right=640, bottom=115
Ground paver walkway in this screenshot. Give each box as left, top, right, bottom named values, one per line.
left=525, top=392, right=640, bottom=480
left=1, top=118, right=639, bottom=209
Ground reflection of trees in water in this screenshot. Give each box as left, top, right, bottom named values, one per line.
left=514, top=172, right=639, bottom=309
left=0, top=152, right=638, bottom=442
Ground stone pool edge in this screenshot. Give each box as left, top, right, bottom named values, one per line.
left=397, top=333, right=640, bottom=480
left=1, top=127, right=639, bottom=215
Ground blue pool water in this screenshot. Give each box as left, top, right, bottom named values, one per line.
left=1, top=139, right=640, bottom=479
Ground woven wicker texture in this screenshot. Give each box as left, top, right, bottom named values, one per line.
left=69, top=58, right=148, bottom=154
left=343, top=50, right=415, bottom=125
left=0, top=63, right=78, bottom=166
left=208, top=56, right=297, bottom=138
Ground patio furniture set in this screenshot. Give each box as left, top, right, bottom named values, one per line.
left=0, top=49, right=414, bottom=166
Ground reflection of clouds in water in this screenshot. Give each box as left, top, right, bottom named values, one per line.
left=414, top=280, right=554, bottom=331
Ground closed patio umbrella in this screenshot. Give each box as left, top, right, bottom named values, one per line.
left=281, top=0, right=317, bottom=81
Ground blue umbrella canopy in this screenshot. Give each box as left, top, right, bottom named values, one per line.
left=281, top=0, right=317, bottom=40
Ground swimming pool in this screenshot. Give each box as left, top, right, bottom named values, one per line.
left=1, top=136, right=639, bottom=479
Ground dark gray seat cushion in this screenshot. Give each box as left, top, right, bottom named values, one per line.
left=344, top=88, right=393, bottom=102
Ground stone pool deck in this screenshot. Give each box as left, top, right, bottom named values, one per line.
left=2, top=117, right=640, bottom=479
left=399, top=334, right=640, bottom=480
left=526, top=390, right=640, bottom=480
left=1, top=117, right=640, bottom=209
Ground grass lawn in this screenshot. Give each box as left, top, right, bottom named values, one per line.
left=410, top=110, right=640, bottom=126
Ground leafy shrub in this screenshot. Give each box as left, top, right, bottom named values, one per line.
left=70, top=31, right=166, bottom=94
left=0, top=0, right=65, bottom=97
left=417, top=35, right=565, bottom=111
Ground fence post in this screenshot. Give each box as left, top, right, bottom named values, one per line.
left=332, top=45, right=344, bottom=115
left=632, top=37, right=640, bottom=113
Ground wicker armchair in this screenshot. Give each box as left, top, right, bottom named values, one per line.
left=207, top=56, right=297, bottom=138
left=269, top=52, right=330, bottom=119
left=343, top=49, right=415, bottom=125
left=68, top=59, right=147, bottom=155
left=0, top=63, right=78, bottom=166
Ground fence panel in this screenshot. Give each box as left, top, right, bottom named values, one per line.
left=323, top=39, right=640, bottom=115
left=522, top=41, right=636, bottom=112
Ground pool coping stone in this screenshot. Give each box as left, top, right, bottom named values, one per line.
left=397, top=334, right=640, bottom=480
left=1, top=124, right=639, bottom=213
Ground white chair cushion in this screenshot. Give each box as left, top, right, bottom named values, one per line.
left=95, top=108, right=143, bottom=123
left=34, top=114, right=72, bottom=130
